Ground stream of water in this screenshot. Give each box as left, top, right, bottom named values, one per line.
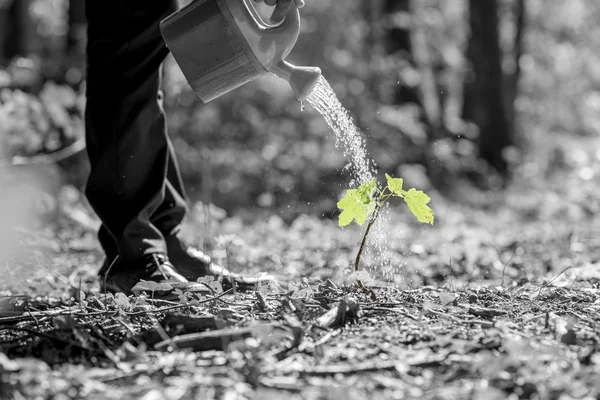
left=306, top=76, right=375, bottom=187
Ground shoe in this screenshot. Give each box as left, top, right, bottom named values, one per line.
left=166, top=237, right=274, bottom=291
left=100, top=252, right=188, bottom=295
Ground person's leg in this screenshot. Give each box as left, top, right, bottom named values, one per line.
left=96, top=107, right=189, bottom=275
left=85, top=0, right=186, bottom=264
left=152, top=136, right=188, bottom=238
left=85, top=0, right=272, bottom=292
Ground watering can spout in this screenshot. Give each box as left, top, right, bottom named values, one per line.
left=272, top=60, right=322, bottom=102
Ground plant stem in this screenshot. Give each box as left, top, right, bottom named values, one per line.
left=357, top=279, right=377, bottom=301
left=353, top=190, right=391, bottom=301
left=354, top=205, right=380, bottom=272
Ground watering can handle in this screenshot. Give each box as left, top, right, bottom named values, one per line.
left=243, top=0, right=298, bottom=28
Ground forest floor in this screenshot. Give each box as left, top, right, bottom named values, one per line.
left=1, top=177, right=600, bottom=400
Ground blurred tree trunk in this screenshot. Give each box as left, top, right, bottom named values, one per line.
left=364, top=0, right=417, bottom=105
left=409, top=0, right=442, bottom=136
left=363, top=0, right=385, bottom=90
left=506, top=0, right=526, bottom=135
left=0, top=0, right=12, bottom=65
left=365, top=0, right=442, bottom=135
left=0, top=0, right=14, bottom=63
left=4, top=0, right=38, bottom=58
left=67, top=0, right=86, bottom=55
left=462, top=0, right=513, bottom=174
left=384, top=0, right=419, bottom=105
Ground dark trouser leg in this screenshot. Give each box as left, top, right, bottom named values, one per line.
left=97, top=146, right=187, bottom=272
left=85, top=0, right=188, bottom=266
left=153, top=137, right=189, bottom=236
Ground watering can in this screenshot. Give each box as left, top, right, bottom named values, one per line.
left=160, top=0, right=322, bottom=103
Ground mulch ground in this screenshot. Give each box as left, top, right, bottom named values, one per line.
left=1, top=185, right=600, bottom=400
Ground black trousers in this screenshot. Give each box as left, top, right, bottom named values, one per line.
left=84, top=0, right=188, bottom=264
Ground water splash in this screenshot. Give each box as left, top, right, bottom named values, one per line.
left=307, top=76, right=375, bottom=186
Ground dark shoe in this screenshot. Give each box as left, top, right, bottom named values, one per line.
left=100, top=252, right=188, bottom=295
left=167, top=238, right=274, bottom=290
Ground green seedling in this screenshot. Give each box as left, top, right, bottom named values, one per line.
left=338, top=174, right=434, bottom=295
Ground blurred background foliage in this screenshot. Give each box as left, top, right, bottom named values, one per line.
left=0, top=0, right=599, bottom=223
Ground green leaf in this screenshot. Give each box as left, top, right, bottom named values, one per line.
left=404, top=188, right=435, bottom=225
left=385, top=173, right=404, bottom=197
left=356, top=178, right=377, bottom=201
left=337, top=179, right=377, bottom=226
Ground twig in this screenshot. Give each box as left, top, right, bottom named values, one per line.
left=216, top=298, right=249, bottom=307
left=364, top=302, right=408, bottom=307
left=154, top=326, right=254, bottom=351
left=285, top=356, right=448, bottom=376
left=153, top=320, right=177, bottom=351
left=125, top=288, right=234, bottom=317
left=0, top=326, right=70, bottom=342
left=144, top=298, right=180, bottom=307
left=102, top=255, right=120, bottom=307
left=357, top=280, right=377, bottom=301
left=425, top=309, right=494, bottom=328
left=500, top=254, right=514, bottom=287
left=535, top=266, right=573, bottom=298
left=79, top=277, right=84, bottom=312
left=73, top=310, right=119, bottom=318
left=26, top=309, right=40, bottom=328
left=259, top=377, right=303, bottom=391
left=124, top=304, right=185, bottom=317
left=362, top=306, right=418, bottom=321
left=314, top=328, right=341, bottom=347
left=203, top=286, right=248, bottom=307
left=0, top=309, right=64, bottom=325
left=0, top=137, right=86, bottom=167
left=98, top=369, right=148, bottom=384
left=112, top=317, right=136, bottom=336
